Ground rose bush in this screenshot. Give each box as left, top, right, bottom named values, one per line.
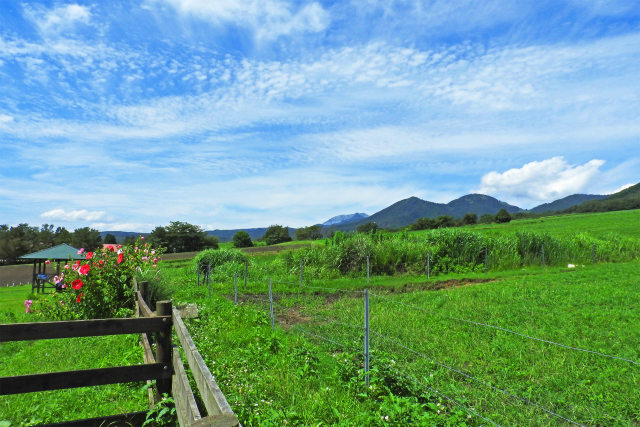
left=29, top=237, right=164, bottom=320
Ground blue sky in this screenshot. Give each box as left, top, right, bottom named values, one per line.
left=1, top=0, right=639, bottom=232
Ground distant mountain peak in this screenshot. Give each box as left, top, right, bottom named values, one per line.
left=322, top=213, right=369, bottom=226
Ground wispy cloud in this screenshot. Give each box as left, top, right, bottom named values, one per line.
left=149, top=0, right=330, bottom=41
left=41, top=208, right=107, bottom=222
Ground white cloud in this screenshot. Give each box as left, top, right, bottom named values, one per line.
left=477, top=157, right=605, bottom=204
left=41, top=209, right=107, bottom=222
left=25, top=4, right=92, bottom=38
left=151, top=0, right=329, bottom=41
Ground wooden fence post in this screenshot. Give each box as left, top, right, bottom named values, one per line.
left=155, top=300, right=173, bottom=398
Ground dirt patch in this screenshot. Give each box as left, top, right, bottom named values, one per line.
left=372, top=278, right=496, bottom=294
left=277, top=306, right=313, bottom=329
left=0, top=264, right=33, bottom=287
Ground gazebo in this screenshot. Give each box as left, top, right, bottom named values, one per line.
left=20, top=244, right=85, bottom=293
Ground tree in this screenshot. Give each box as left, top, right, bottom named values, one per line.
left=72, top=227, right=102, bottom=250
left=462, top=213, right=478, bottom=225
left=294, top=225, right=323, bottom=241
left=263, top=225, right=292, bottom=246
left=479, top=214, right=495, bottom=224
left=233, top=231, right=254, bottom=248
left=434, top=215, right=455, bottom=228
left=356, top=222, right=378, bottom=234
left=409, top=217, right=436, bottom=231
left=39, top=224, right=55, bottom=248
left=495, top=209, right=512, bottom=224
left=149, top=221, right=209, bottom=252
left=204, top=235, right=219, bottom=249
left=104, top=233, right=117, bottom=244
left=54, top=226, right=72, bottom=245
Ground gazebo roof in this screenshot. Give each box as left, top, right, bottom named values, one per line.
left=20, top=243, right=86, bottom=261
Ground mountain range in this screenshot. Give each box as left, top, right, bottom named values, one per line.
left=100, top=182, right=640, bottom=242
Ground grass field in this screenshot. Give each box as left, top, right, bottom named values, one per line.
left=2, top=209, right=639, bottom=425
left=467, top=209, right=640, bottom=238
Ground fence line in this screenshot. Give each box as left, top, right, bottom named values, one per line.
left=289, top=325, right=361, bottom=353
left=369, top=354, right=501, bottom=427
left=370, top=292, right=640, bottom=366
left=369, top=329, right=584, bottom=426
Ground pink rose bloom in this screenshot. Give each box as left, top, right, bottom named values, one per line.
left=78, top=248, right=85, bottom=255
left=25, top=300, right=33, bottom=313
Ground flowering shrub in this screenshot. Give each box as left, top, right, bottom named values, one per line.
left=29, top=237, right=164, bottom=320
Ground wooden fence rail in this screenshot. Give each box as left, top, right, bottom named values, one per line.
left=0, top=279, right=239, bottom=426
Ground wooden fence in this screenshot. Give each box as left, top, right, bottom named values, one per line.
left=0, top=281, right=239, bottom=426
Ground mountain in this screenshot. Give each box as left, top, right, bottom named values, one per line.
left=446, top=194, right=521, bottom=217
left=335, top=194, right=522, bottom=230
left=322, top=213, right=369, bottom=226
left=530, top=194, right=608, bottom=214
left=563, top=182, right=640, bottom=213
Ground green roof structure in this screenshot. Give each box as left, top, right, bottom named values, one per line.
left=20, top=243, right=85, bottom=261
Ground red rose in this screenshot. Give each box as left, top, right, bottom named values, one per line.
left=72, top=279, right=83, bottom=290
left=85, top=252, right=93, bottom=259
left=79, top=264, right=90, bottom=275
left=117, top=253, right=124, bottom=264
left=76, top=292, right=84, bottom=303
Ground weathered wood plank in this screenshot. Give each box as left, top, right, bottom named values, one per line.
left=0, top=363, right=171, bottom=395
left=155, top=301, right=173, bottom=397
left=39, top=411, right=148, bottom=426
left=173, top=347, right=202, bottom=426
left=137, top=290, right=154, bottom=318
left=172, top=308, right=238, bottom=423
left=192, top=414, right=241, bottom=427
left=0, top=316, right=170, bottom=342
left=141, top=332, right=155, bottom=364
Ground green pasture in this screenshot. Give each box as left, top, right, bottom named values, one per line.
left=466, top=208, right=640, bottom=238
left=0, top=285, right=32, bottom=317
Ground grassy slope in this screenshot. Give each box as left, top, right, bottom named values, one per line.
left=467, top=209, right=640, bottom=238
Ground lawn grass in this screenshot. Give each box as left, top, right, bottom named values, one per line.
left=0, top=285, right=32, bottom=316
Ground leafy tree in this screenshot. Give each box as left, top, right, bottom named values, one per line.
left=39, top=224, right=55, bottom=248
left=294, top=225, right=323, bottom=241
left=0, top=224, right=39, bottom=263
left=479, top=214, right=495, bottom=224
left=409, top=217, right=436, bottom=231
left=495, top=209, right=512, bottom=224
left=462, top=213, right=478, bottom=225
left=54, top=226, right=72, bottom=245
left=263, top=225, right=292, bottom=246
left=149, top=221, right=209, bottom=252
left=233, top=231, right=254, bottom=248
left=434, top=215, right=455, bottom=228
left=204, top=235, right=219, bottom=249
left=104, top=233, right=117, bottom=244
left=356, top=222, right=378, bottom=234
left=72, top=227, right=102, bottom=250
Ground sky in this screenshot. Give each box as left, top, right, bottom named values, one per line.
left=1, top=0, right=639, bottom=232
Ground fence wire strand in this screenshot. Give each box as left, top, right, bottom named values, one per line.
left=369, top=354, right=501, bottom=427
left=370, top=292, right=640, bottom=366
left=370, top=329, right=585, bottom=426
left=289, top=325, right=361, bottom=353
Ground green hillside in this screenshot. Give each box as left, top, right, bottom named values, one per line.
left=466, top=209, right=640, bottom=238
left=564, top=182, right=640, bottom=213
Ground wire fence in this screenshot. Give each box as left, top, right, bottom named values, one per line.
left=196, top=267, right=639, bottom=425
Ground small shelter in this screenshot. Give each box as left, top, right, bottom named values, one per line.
left=20, top=244, right=85, bottom=293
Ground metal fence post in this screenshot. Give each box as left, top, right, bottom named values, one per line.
left=366, top=256, right=370, bottom=284
left=427, top=252, right=430, bottom=279
left=268, top=278, right=274, bottom=331
left=541, top=244, right=545, bottom=267
left=364, top=289, right=370, bottom=387
left=234, top=273, right=238, bottom=305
